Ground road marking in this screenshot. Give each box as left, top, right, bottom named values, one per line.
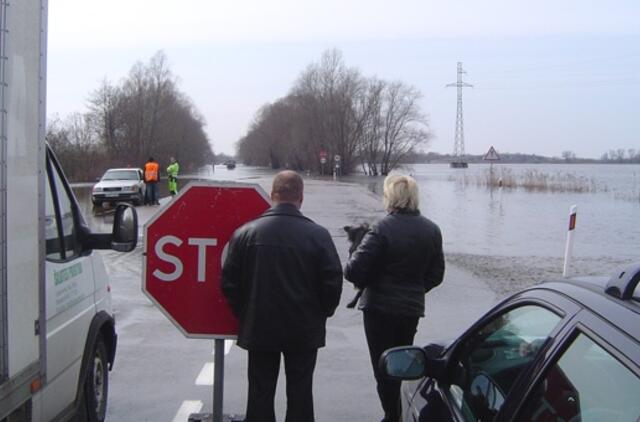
left=196, top=362, right=214, bottom=386
left=172, top=400, right=203, bottom=422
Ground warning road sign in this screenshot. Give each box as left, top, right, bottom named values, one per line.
left=483, top=146, right=500, bottom=161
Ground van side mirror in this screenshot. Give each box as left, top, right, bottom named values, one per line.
left=84, top=203, right=138, bottom=252
left=111, top=204, right=138, bottom=252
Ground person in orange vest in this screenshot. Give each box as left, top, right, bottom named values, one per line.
left=143, top=157, right=160, bottom=205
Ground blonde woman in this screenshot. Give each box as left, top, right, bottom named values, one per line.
left=344, top=174, right=445, bottom=422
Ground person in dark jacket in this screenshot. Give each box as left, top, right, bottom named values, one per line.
left=221, top=170, right=343, bottom=422
left=344, top=174, right=445, bottom=422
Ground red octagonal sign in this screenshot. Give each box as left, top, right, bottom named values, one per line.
left=142, top=181, right=270, bottom=338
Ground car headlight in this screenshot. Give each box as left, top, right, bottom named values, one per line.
left=130, top=185, right=139, bottom=192
left=93, top=187, right=103, bottom=192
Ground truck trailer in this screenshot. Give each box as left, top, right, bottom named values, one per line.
left=0, top=0, right=137, bottom=420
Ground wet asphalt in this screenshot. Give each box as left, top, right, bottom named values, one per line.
left=97, top=176, right=497, bottom=421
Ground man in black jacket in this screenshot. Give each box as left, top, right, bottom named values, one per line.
left=221, top=171, right=343, bottom=422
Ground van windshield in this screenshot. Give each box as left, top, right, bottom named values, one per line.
left=102, top=170, right=139, bottom=181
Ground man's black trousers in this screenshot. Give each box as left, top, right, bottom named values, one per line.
left=246, top=349, right=318, bottom=422
left=363, top=310, right=419, bottom=422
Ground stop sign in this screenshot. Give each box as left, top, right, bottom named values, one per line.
left=142, top=181, right=270, bottom=338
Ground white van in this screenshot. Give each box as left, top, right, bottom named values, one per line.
left=0, top=1, right=137, bottom=420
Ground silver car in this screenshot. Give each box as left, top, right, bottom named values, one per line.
left=92, top=168, right=145, bottom=206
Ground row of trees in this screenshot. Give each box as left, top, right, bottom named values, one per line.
left=47, top=52, right=214, bottom=181
left=236, top=49, right=431, bottom=176
left=600, top=149, right=640, bottom=163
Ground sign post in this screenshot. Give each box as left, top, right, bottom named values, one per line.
left=483, top=146, right=501, bottom=187
left=563, top=205, right=577, bottom=278
left=143, top=181, right=271, bottom=422
left=333, top=154, right=341, bottom=181
left=319, top=150, right=327, bottom=176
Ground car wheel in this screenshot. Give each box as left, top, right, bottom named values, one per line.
left=133, top=194, right=143, bottom=206
left=92, top=200, right=102, bottom=208
left=82, top=338, right=109, bottom=422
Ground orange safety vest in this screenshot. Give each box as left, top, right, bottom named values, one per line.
left=144, top=162, right=159, bottom=182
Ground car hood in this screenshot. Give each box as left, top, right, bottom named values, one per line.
left=94, top=180, right=140, bottom=189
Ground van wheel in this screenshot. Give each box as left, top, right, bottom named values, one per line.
left=82, top=338, right=109, bottom=422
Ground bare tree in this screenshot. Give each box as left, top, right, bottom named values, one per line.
left=54, top=51, right=213, bottom=180
left=46, top=113, right=104, bottom=181
left=291, top=49, right=365, bottom=173
left=89, top=79, right=124, bottom=156
left=377, top=82, right=430, bottom=175
left=236, top=49, right=432, bottom=176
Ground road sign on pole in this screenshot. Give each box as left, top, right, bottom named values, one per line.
left=143, top=181, right=270, bottom=422
left=143, top=181, right=271, bottom=338
left=483, top=146, right=500, bottom=161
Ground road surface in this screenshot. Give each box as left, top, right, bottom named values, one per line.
left=102, top=177, right=497, bottom=421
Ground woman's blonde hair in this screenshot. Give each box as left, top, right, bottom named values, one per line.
left=383, top=174, right=419, bottom=212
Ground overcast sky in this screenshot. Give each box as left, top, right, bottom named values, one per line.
left=47, top=0, right=639, bottom=158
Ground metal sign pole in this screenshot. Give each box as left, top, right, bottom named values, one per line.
left=490, top=162, right=494, bottom=186
left=213, top=339, right=225, bottom=422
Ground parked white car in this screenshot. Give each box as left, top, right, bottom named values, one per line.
left=92, top=168, right=146, bottom=206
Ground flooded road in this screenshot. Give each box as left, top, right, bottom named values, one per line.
left=80, top=162, right=637, bottom=420
left=74, top=162, right=640, bottom=278
left=71, top=164, right=277, bottom=233
left=94, top=169, right=496, bottom=421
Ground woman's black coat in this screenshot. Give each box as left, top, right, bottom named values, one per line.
left=344, top=210, right=445, bottom=317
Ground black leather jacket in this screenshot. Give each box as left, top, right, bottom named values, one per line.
left=221, top=203, right=343, bottom=351
left=344, top=210, right=445, bottom=317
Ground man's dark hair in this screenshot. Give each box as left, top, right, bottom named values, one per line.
left=148, top=157, right=154, bottom=162
left=272, top=171, right=303, bottom=203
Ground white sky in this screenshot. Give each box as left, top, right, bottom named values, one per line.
left=48, top=0, right=640, bottom=158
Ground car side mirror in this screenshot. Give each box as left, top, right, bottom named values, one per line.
left=379, top=346, right=427, bottom=380
left=379, top=343, right=448, bottom=381
left=111, top=204, right=138, bottom=252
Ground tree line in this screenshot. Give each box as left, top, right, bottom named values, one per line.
left=236, top=49, right=431, bottom=176
left=47, top=52, right=214, bottom=182
left=403, top=150, right=640, bottom=164
left=600, top=149, right=640, bottom=163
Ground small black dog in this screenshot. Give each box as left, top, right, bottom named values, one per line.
left=343, top=223, right=370, bottom=308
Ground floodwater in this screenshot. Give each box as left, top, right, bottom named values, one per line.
left=348, top=163, right=640, bottom=261
left=73, top=163, right=640, bottom=263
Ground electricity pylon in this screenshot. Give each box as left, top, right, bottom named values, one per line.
left=446, top=62, right=473, bottom=168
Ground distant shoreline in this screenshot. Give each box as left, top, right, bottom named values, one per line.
left=403, top=152, right=640, bottom=165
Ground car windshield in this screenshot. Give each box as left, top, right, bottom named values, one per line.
left=102, top=170, right=139, bottom=181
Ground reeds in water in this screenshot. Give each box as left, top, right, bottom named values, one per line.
left=450, top=167, right=604, bottom=193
